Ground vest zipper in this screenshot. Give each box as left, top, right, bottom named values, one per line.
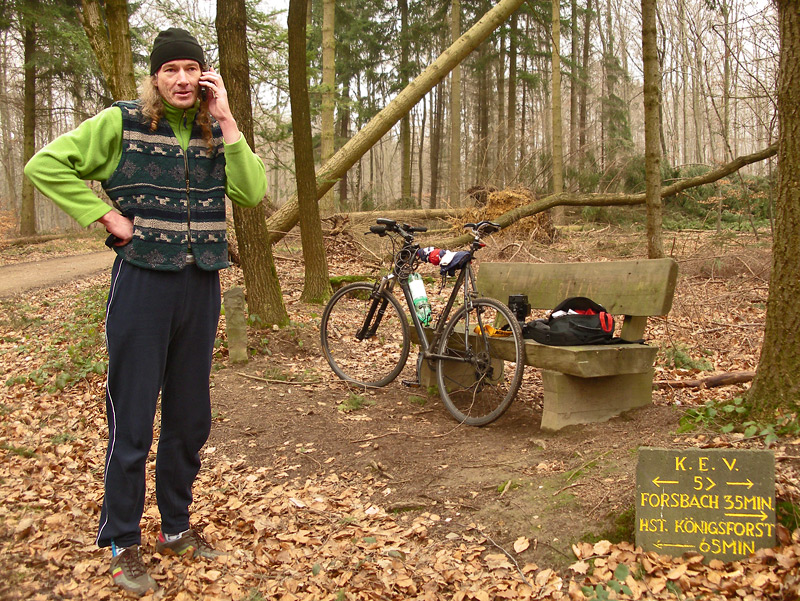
left=182, top=111, right=192, bottom=253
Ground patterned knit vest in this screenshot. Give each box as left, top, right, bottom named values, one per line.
left=102, top=101, right=228, bottom=271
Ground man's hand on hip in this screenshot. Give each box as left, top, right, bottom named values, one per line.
left=98, top=211, right=133, bottom=246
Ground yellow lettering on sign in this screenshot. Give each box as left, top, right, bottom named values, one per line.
left=723, top=495, right=774, bottom=511
left=640, top=492, right=719, bottom=510
left=672, top=519, right=774, bottom=538
left=639, top=518, right=668, bottom=533
left=698, top=538, right=755, bottom=556
left=675, top=456, right=687, bottom=471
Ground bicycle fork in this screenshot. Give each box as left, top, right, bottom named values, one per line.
left=356, top=293, right=392, bottom=341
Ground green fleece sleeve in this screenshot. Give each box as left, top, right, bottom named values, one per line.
left=224, top=134, right=267, bottom=208
left=23, top=107, right=123, bottom=228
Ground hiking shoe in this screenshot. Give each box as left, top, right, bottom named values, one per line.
left=109, top=545, right=157, bottom=595
left=155, top=528, right=224, bottom=559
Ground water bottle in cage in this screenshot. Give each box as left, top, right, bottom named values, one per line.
left=407, top=273, right=432, bottom=326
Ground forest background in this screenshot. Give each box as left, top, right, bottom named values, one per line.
left=3, top=0, right=795, bottom=414
left=4, top=0, right=800, bottom=599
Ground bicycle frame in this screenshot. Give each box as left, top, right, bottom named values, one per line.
left=354, top=220, right=500, bottom=379
left=322, top=217, right=522, bottom=424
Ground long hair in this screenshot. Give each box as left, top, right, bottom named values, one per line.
left=138, top=75, right=215, bottom=155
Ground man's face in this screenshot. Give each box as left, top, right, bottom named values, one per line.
left=155, top=59, right=202, bottom=109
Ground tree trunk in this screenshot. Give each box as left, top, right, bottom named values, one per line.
left=266, top=0, right=525, bottom=243
left=20, top=11, right=36, bottom=237
left=288, top=0, right=332, bottom=304
left=747, top=0, right=800, bottom=420
left=79, top=0, right=136, bottom=100
left=448, top=0, right=462, bottom=206
left=642, top=0, right=663, bottom=258
left=319, top=0, right=336, bottom=215
left=569, top=0, right=578, bottom=171
left=578, top=0, right=591, bottom=162
left=678, top=0, right=688, bottom=165
left=429, top=79, right=444, bottom=209
left=496, top=32, right=506, bottom=188
left=507, top=12, right=517, bottom=185
left=417, top=94, right=426, bottom=205
left=338, top=83, right=350, bottom=210
left=217, top=0, right=290, bottom=326
left=477, top=40, right=489, bottom=184
left=551, top=0, right=565, bottom=224
left=692, top=33, right=704, bottom=163
left=399, top=0, right=412, bottom=205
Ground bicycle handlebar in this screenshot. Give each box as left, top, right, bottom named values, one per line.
left=366, top=218, right=501, bottom=243
left=365, top=218, right=427, bottom=240
left=464, top=221, right=501, bottom=235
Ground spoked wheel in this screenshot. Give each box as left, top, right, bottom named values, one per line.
left=320, top=282, right=411, bottom=387
left=436, top=297, right=524, bottom=426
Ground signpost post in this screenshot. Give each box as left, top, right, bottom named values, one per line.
left=636, top=448, right=775, bottom=562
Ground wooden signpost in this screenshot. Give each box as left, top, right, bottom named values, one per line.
left=636, top=448, right=775, bottom=562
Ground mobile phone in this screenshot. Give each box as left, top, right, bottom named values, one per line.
left=200, top=64, right=209, bottom=101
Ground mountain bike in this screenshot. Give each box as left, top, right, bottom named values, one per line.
left=320, top=218, right=524, bottom=426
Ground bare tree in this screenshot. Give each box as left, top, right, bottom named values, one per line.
left=318, top=0, right=336, bottom=215
left=551, top=0, right=565, bottom=224
left=288, top=0, right=332, bottom=304
left=747, top=0, right=800, bottom=419
left=20, top=4, right=36, bottom=236
left=642, top=0, right=663, bottom=258
left=448, top=0, right=462, bottom=206
left=218, top=0, right=290, bottom=325
left=79, top=0, right=136, bottom=100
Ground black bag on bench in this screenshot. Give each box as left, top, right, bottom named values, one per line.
left=524, top=297, right=615, bottom=346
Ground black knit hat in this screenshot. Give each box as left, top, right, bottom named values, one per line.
left=150, top=28, right=204, bottom=75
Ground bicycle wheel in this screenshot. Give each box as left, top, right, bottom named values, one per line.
left=436, top=297, right=524, bottom=426
left=320, top=282, right=411, bottom=387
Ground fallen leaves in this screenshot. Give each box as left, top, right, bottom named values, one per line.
left=2, top=234, right=800, bottom=600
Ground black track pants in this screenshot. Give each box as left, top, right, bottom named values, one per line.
left=96, top=257, right=221, bottom=549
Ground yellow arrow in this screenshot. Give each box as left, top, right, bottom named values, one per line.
left=725, top=511, right=768, bottom=521
left=654, top=541, right=695, bottom=550
left=705, top=477, right=716, bottom=491
left=652, top=477, right=679, bottom=488
left=726, top=479, right=754, bottom=489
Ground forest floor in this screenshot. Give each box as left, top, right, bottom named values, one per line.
left=1, top=217, right=800, bottom=600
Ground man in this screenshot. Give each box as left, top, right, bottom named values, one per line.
left=24, top=28, right=267, bottom=595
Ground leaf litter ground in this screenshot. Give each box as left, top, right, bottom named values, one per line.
left=1, top=225, right=800, bottom=600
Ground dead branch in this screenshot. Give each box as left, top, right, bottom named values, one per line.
left=655, top=371, right=755, bottom=390
left=2, top=234, right=71, bottom=246
left=428, top=144, right=778, bottom=249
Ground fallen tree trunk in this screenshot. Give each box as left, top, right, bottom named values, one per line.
left=3, top=234, right=72, bottom=247
left=329, top=208, right=468, bottom=224
left=265, top=0, right=526, bottom=243
left=654, top=371, right=755, bottom=390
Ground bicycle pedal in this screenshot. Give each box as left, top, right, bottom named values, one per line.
left=401, top=379, right=421, bottom=388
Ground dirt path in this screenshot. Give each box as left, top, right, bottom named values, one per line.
left=0, top=250, right=114, bottom=298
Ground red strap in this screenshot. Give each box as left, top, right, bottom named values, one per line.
left=599, top=312, right=613, bottom=332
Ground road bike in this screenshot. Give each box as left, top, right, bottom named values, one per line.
left=320, top=218, right=524, bottom=426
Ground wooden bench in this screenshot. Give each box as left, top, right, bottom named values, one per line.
left=476, top=258, right=678, bottom=431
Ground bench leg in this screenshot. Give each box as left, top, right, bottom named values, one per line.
left=418, top=356, right=504, bottom=390
left=540, top=369, right=654, bottom=431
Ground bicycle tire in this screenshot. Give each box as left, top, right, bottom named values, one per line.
left=436, top=297, right=524, bottom=426
left=320, top=282, right=411, bottom=387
